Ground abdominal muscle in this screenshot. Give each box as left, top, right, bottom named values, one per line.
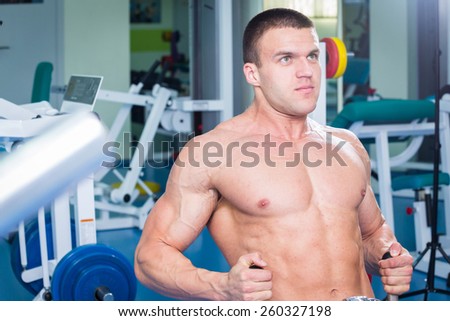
left=208, top=201, right=375, bottom=301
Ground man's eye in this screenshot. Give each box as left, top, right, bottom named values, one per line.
left=280, top=56, right=291, bottom=64
left=307, top=53, right=319, bottom=61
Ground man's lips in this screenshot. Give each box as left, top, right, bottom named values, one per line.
left=295, top=86, right=314, bottom=93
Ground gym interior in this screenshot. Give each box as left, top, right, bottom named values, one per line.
left=1, top=0, right=450, bottom=301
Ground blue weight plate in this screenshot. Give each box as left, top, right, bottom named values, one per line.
left=51, top=243, right=137, bottom=301
left=10, top=215, right=77, bottom=295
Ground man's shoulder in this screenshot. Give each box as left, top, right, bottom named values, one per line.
left=306, top=117, right=354, bottom=140
left=320, top=123, right=368, bottom=160
left=193, top=115, right=248, bottom=143
left=322, top=123, right=359, bottom=142
left=188, top=127, right=233, bottom=146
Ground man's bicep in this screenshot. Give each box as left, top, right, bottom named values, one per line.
left=358, top=186, right=385, bottom=240
left=151, top=190, right=217, bottom=251
left=143, top=159, right=218, bottom=252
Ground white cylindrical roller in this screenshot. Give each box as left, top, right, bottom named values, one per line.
left=160, top=110, right=193, bottom=133
left=0, top=112, right=107, bottom=237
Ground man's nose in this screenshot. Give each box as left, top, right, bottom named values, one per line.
left=295, top=58, right=314, bottom=78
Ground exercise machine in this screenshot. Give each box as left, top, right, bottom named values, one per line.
left=331, top=95, right=450, bottom=282
left=93, top=61, right=190, bottom=231
left=1, top=84, right=137, bottom=300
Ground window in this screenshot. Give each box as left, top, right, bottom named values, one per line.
left=264, top=0, right=337, bottom=18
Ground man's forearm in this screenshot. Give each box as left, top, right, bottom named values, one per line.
left=362, top=222, right=396, bottom=275
left=135, top=243, right=228, bottom=300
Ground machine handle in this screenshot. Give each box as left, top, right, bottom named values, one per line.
left=140, top=60, right=161, bottom=85
left=382, top=252, right=399, bottom=301
left=156, top=60, right=170, bottom=85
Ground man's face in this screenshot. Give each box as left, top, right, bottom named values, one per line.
left=249, top=27, right=321, bottom=117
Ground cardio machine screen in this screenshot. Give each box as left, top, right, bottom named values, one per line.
left=63, top=76, right=102, bottom=105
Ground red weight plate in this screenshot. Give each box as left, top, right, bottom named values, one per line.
left=322, top=37, right=339, bottom=79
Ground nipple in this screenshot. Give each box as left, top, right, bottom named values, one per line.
left=258, top=198, right=270, bottom=208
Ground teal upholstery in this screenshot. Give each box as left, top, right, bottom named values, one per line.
left=31, top=61, right=53, bottom=103
left=391, top=173, right=450, bottom=191
left=343, top=57, right=370, bottom=85
left=330, top=99, right=435, bottom=129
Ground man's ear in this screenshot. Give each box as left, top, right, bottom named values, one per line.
left=243, top=62, right=260, bottom=86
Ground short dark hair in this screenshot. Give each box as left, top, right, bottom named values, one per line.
left=243, top=8, right=315, bottom=66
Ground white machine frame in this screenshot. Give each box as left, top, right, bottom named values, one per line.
left=348, top=95, right=450, bottom=279
left=94, top=84, right=174, bottom=231
left=21, top=180, right=97, bottom=301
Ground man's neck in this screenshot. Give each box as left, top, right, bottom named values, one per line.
left=246, top=100, right=312, bottom=141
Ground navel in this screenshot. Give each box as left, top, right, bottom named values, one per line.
left=258, top=198, right=271, bottom=208
left=361, top=189, right=366, bottom=197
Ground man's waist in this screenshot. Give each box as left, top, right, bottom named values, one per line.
left=344, top=296, right=379, bottom=301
